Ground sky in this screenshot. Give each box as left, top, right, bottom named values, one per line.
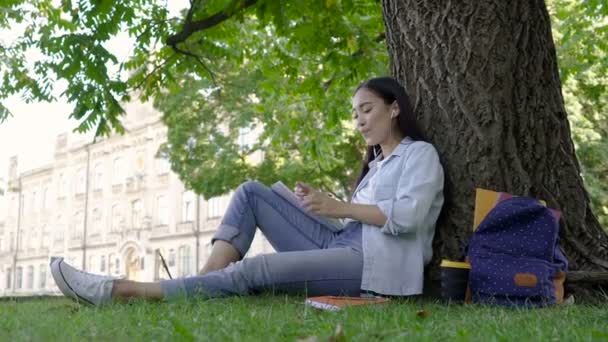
left=0, top=96, right=87, bottom=179
left=0, top=0, right=189, bottom=182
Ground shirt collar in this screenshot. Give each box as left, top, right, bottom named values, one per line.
left=368, top=136, right=415, bottom=169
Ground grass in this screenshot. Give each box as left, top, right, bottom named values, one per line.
left=1, top=295, right=607, bottom=341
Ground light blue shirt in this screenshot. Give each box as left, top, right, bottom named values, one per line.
left=353, top=136, right=444, bottom=296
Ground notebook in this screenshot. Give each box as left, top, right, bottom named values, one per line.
left=305, top=296, right=390, bottom=311
left=271, top=181, right=344, bottom=231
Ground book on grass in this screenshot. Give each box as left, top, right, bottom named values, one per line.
left=271, top=181, right=344, bottom=231
left=305, top=296, right=390, bottom=311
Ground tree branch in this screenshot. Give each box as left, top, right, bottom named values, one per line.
left=171, top=45, right=217, bottom=86
left=133, top=53, right=177, bottom=91
left=166, top=0, right=258, bottom=47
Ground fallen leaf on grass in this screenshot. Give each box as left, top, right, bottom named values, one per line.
left=416, top=309, right=431, bottom=318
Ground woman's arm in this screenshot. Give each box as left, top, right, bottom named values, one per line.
left=374, top=143, right=444, bottom=235
left=335, top=202, right=387, bottom=227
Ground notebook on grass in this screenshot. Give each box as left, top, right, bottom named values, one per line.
left=271, top=181, right=344, bottom=231
left=305, top=296, right=390, bottom=311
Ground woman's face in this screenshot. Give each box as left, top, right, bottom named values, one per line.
left=352, top=88, right=397, bottom=146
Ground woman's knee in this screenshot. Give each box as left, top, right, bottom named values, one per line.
left=238, top=180, right=267, bottom=196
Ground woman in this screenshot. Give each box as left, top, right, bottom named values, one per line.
left=50, top=77, right=444, bottom=305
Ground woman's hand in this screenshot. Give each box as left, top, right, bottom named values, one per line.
left=295, top=181, right=343, bottom=218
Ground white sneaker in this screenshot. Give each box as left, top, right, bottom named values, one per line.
left=49, top=257, right=116, bottom=305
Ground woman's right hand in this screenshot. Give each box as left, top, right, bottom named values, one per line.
left=294, top=181, right=312, bottom=201
left=296, top=182, right=344, bottom=218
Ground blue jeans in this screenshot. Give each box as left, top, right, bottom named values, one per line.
left=160, top=181, right=363, bottom=300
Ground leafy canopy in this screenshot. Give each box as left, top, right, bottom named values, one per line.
left=0, top=0, right=387, bottom=199
left=0, top=0, right=606, bottom=226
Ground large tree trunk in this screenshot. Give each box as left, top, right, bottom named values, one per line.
left=381, top=0, right=608, bottom=290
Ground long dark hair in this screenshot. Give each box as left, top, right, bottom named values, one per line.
left=353, top=77, right=427, bottom=190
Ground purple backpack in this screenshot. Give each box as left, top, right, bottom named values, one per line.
left=467, top=196, right=568, bottom=308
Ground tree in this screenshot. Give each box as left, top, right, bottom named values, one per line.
left=1, top=0, right=606, bottom=288
left=549, top=0, right=608, bottom=229
left=380, top=0, right=608, bottom=281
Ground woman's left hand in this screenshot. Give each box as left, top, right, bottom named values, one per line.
left=297, top=182, right=343, bottom=217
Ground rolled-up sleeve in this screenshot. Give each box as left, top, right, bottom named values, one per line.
left=376, top=144, right=444, bottom=236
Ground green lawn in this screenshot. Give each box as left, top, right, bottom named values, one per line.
left=1, top=295, right=607, bottom=341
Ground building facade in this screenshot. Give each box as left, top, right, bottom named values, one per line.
left=0, top=102, right=273, bottom=296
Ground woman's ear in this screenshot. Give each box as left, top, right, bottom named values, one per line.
left=391, top=102, right=400, bottom=118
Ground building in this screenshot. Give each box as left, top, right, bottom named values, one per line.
left=0, top=101, right=273, bottom=296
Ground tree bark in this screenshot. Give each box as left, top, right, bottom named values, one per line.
left=381, top=0, right=608, bottom=285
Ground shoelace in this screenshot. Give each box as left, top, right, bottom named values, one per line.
left=65, top=263, right=113, bottom=286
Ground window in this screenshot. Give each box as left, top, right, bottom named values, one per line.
left=88, top=255, right=96, bottom=271
left=208, top=197, right=222, bottom=218
left=39, top=264, right=46, bottom=289
left=115, top=256, right=121, bottom=275
left=178, top=245, right=191, bottom=277
left=26, top=266, right=34, bottom=289
left=135, top=150, right=146, bottom=173
left=6, top=267, right=11, bottom=289
left=41, top=225, right=50, bottom=248
left=15, top=267, right=23, bottom=289
left=111, top=204, right=122, bottom=232
left=112, top=157, right=124, bottom=185
left=92, top=208, right=102, bottom=234
left=157, top=195, right=168, bottom=225
left=32, top=191, right=37, bottom=212
left=54, top=214, right=64, bottom=243
left=29, top=229, right=38, bottom=249
left=76, top=168, right=86, bottom=194
left=156, top=157, right=171, bottom=175
left=132, top=199, right=143, bottom=229
left=168, top=249, right=176, bottom=267
left=108, top=254, right=121, bottom=275
left=108, top=253, right=116, bottom=274
left=100, top=256, right=106, bottom=273
left=57, top=173, right=67, bottom=197
left=72, top=211, right=84, bottom=239
left=42, top=187, right=50, bottom=210
left=94, top=163, right=103, bottom=190
left=181, top=191, right=195, bottom=222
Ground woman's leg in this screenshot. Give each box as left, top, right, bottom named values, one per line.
left=111, top=279, right=163, bottom=300
left=162, top=247, right=363, bottom=300
left=201, top=181, right=338, bottom=274
left=110, top=247, right=362, bottom=301
left=199, top=241, right=240, bottom=275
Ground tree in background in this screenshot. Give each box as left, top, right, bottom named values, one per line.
left=550, top=0, right=608, bottom=229
left=0, top=0, right=606, bottom=285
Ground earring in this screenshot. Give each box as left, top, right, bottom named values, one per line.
left=391, top=111, right=397, bottom=118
